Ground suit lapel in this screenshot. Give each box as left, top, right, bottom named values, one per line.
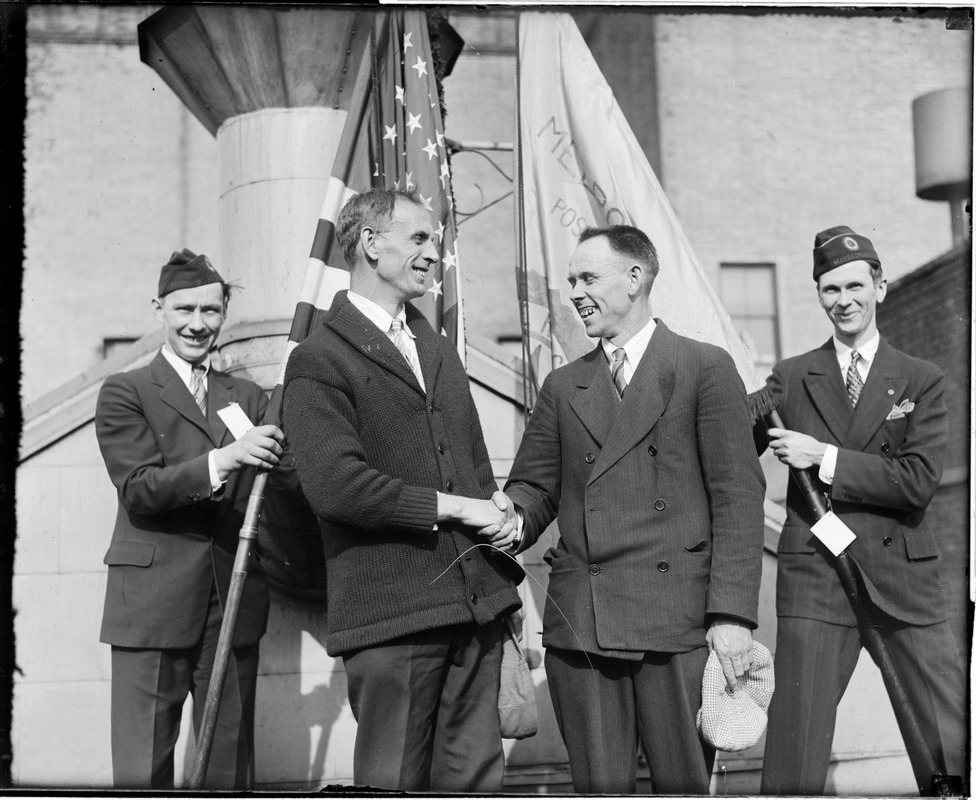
left=327, top=293, right=426, bottom=397
left=844, top=339, right=908, bottom=451
left=152, top=352, right=216, bottom=444
left=801, top=341, right=853, bottom=444
left=568, top=347, right=618, bottom=448
left=588, top=321, right=676, bottom=485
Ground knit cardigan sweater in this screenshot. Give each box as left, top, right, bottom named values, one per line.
left=281, top=292, right=521, bottom=656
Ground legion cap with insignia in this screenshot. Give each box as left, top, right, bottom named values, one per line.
left=812, top=225, right=881, bottom=281
left=158, top=248, right=225, bottom=297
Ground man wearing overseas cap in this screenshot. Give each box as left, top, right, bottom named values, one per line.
left=756, top=226, right=966, bottom=794
left=95, top=249, right=284, bottom=789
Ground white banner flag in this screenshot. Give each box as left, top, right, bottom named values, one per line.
left=517, top=12, right=759, bottom=391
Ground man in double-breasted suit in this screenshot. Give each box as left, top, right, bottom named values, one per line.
left=503, top=225, right=766, bottom=794
left=96, top=250, right=283, bottom=789
left=758, top=226, right=966, bottom=795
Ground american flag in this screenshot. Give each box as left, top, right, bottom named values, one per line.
left=281, top=9, right=464, bottom=379
left=372, top=10, right=464, bottom=356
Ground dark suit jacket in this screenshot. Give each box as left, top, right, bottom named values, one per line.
left=96, top=351, right=270, bottom=649
left=505, top=321, right=766, bottom=657
left=281, top=292, right=521, bottom=657
left=762, top=338, right=947, bottom=626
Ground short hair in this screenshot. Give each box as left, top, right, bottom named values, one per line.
left=335, top=189, right=422, bottom=267
left=578, top=225, right=660, bottom=286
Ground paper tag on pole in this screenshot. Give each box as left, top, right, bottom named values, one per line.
left=811, top=510, right=857, bottom=556
left=217, top=402, right=255, bottom=440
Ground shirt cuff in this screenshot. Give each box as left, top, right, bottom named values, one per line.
left=508, top=509, right=524, bottom=552
left=819, top=444, right=838, bottom=485
left=208, top=450, right=225, bottom=493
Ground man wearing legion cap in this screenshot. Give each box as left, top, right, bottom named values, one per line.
left=95, top=249, right=284, bottom=789
left=755, top=226, right=966, bottom=794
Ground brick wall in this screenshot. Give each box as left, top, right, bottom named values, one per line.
left=654, top=10, right=972, bottom=370
left=22, top=5, right=219, bottom=402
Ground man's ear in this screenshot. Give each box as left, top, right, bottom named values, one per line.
left=151, top=297, right=163, bottom=322
left=627, top=263, right=645, bottom=296
left=360, top=226, right=380, bottom=262
left=875, top=278, right=888, bottom=304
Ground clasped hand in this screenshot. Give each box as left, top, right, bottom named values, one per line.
left=767, top=427, right=826, bottom=470
left=705, top=618, right=753, bottom=689
left=454, top=491, right=519, bottom=551
left=213, top=424, right=284, bottom=480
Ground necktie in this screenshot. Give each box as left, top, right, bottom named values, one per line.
left=389, top=319, right=425, bottom=389
left=846, top=350, right=863, bottom=407
left=190, top=363, right=207, bottom=415
left=610, top=348, right=627, bottom=399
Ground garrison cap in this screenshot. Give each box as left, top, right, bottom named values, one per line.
left=812, top=226, right=881, bottom=281
left=158, top=249, right=225, bottom=297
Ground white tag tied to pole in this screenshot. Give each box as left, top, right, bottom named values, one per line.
left=217, top=402, right=255, bottom=441
left=810, top=510, right=857, bottom=556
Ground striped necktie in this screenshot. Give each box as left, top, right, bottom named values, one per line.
left=389, top=319, right=425, bottom=389
left=610, top=348, right=627, bottom=399
left=190, top=363, right=207, bottom=415
left=846, top=350, right=863, bottom=407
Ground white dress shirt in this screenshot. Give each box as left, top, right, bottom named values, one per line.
left=818, top=331, right=880, bottom=484
left=600, top=317, right=657, bottom=384
left=160, top=346, right=223, bottom=492
left=347, top=291, right=426, bottom=391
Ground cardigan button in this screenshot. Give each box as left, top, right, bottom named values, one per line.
left=654, top=499, right=666, bottom=511
left=657, top=561, right=669, bottom=573
left=647, top=444, right=657, bottom=456
left=585, top=453, right=595, bottom=463
left=438, top=444, right=446, bottom=455
left=446, top=481, right=454, bottom=492
left=883, top=536, right=893, bottom=547
left=880, top=442, right=890, bottom=453
left=470, top=593, right=478, bottom=605
left=589, top=564, right=601, bottom=576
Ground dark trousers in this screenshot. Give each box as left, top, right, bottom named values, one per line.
left=343, top=618, right=506, bottom=792
left=761, top=615, right=968, bottom=795
left=545, top=645, right=714, bottom=794
left=110, top=585, right=259, bottom=789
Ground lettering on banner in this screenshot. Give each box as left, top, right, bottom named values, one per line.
left=538, top=115, right=627, bottom=230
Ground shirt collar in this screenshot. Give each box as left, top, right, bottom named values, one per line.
left=347, top=291, right=415, bottom=339
left=833, top=330, right=880, bottom=367
left=160, top=345, right=210, bottom=388
left=601, top=317, right=656, bottom=367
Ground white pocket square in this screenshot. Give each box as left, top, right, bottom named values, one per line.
left=886, top=400, right=915, bottom=420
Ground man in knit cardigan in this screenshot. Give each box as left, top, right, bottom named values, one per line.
left=282, top=190, right=522, bottom=793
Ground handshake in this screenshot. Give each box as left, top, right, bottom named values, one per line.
left=436, top=490, right=521, bottom=552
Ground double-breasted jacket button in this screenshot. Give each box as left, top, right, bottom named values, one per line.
left=585, top=452, right=595, bottom=463
left=880, top=442, right=890, bottom=453
left=657, top=561, right=669, bottom=572
left=438, top=444, right=446, bottom=455
left=647, top=444, right=658, bottom=456
left=446, top=480, right=455, bottom=492
left=589, top=564, right=601, bottom=576
left=470, top=593, right=478, bottom=604
left=654, top=499, right=666, bottom=511
left=883, top=536, right=893, bottom=546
